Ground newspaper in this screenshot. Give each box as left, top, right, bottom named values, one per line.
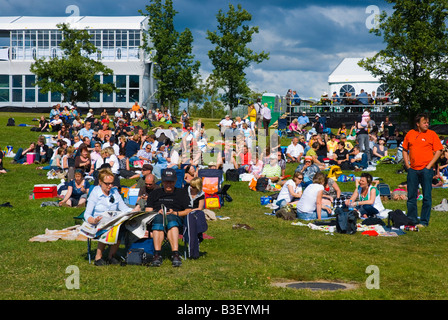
left=79, top=210, right=145, bottom=243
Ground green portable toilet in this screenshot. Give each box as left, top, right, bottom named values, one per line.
left=261, top=93, right=284, bottom=126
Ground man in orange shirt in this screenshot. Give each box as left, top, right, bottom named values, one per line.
left=402, top=114, right=443, bottom=227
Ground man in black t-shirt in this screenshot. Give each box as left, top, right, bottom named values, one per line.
left=146, top=168, right=192, bottom=267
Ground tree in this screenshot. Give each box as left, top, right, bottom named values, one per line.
left=140, top=0, right=200, bottom=115
left=359, top=0, right=448, bottom=126
left=207, top=3, right=269, bottom=117
left=30, top=23, right=116, bottom=105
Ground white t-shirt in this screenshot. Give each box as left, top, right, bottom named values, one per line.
left=277, top=179, right=302, bottom=203
left=219, top=119, right=233, bottom=128
left=296, top=183, right=324, bottom=213
left=286, top=143, right=304, bottom=158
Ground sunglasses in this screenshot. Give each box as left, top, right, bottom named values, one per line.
left=102, top=181, right=114, bottom=186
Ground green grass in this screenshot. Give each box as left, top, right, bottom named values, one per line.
left=1, top=112, right=448, bottom=300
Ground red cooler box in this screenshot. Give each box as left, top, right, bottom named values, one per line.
left=33, top=184, right=58, bottom=199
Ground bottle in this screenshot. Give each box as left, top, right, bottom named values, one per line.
left=348, top=200, right=354, bottom=211
left=400, top=225, right=419, bottom=232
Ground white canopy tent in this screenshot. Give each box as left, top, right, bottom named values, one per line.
left=328, top=58, right=387, bottom=99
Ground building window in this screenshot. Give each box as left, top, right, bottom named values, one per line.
left=116, top=48, right=122, bottom=60
left=115, top=75, right=127, bottom=103
left=376, top=84, right=388, bottom=97
left=25, top=75, right=36, bottom=102
left=0, top=75, right=9, bottom=102
left=339, top=84, right=356, bottom=100
left=103, top=75, right=113, bottom=102
left=51, top=91, right=62, bottom=103
left=12, top=75, right=22, bottom=102
left=129, top=75, right=139, bottom=103
left=38, top=89, right=48, bottom=103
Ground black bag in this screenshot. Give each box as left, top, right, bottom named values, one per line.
left=275, top=205, right=296, bottom=221
left=255, top=177, right=269, bottom=192
left=126, top=249, right=149, bottom=265
left=7, top=118, right=15, bottom=126
left=335, top=207, right=357, bottom=234
left=387, top=209, right=415, bottom=228
left=225, top=169, right=239, bottom=182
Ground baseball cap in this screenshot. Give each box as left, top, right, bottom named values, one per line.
left=162, top=168, right=177, bottom=182
left=304, top=156, right=313, bottom=161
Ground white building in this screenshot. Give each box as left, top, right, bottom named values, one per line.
left=328, top=57, right=389, bottom=101
left=0, top=16, right=157, bottom=110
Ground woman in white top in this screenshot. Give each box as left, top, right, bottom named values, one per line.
left=296, top=172, right=331, bottom=220
left=275, top=171, right=303, bottom=208
left=84, top=168, right=135, bottom=266
left=345, top=173, right=385, bottom=218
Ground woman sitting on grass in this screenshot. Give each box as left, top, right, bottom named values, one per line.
left=275, top=171, right=303, bottom=209
left=345, top=173, right=385, bottom=218
left=296, top=172, right=332, bottom=220
left=59, top=169, right=90, bottom=208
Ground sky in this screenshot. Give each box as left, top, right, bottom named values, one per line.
left=0, top=0, right=393, bottom=100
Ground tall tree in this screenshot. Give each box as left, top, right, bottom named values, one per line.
left=359, top=0, right=448, bottom=126
left=30, top=23, right=116, bottom=105
left=207, top=3, right=269, bottom=116
left=140, top=0, right=200, bottom=115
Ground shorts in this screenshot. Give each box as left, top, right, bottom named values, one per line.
left=151, top=213, right=184, bottom=231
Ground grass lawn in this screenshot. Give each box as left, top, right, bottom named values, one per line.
left=0, top=111, right=448, bottom=301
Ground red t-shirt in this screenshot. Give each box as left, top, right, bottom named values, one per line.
left=402, top=129, right=443, bottom=170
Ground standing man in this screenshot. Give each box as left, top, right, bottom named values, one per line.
left=254, top=98, right=263, bottom=134
left=261, top=103, right=272, bottom=136
left=402, top=114, right=443, bottom=227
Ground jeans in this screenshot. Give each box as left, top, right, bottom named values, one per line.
left=297, top=209, right=330, bottom=220
left=356, top=204, right=379, bottom=217
left=14, top=148, right=26, bottom=164
left=407, top=168, right=433, bottom=226
left=357, top=133, right=370, bottom=161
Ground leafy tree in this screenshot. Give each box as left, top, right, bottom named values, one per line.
left=359, top=0, right=448, bottom=126
left=30, top=23, right=116, bottom=105
left=207, top=3, right=269, bottom=117
left=140, top=0, right=200, bottom=115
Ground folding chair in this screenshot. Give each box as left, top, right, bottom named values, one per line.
left=277, top=118, right=288, bottom=137
left=197, top=168, right=232, bottom=206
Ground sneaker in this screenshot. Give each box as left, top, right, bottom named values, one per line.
left=150, top=254, right=163, bottom=267
left=171, top=253, right=182, bottom=267
left=94, top=258, right=108, bottom=266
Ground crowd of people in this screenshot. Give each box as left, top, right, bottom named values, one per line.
left=4, top=98, right=445, bottom=265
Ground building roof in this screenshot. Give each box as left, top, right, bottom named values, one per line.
left=0, top=16, right=147, bottom=30
left=328, top=57, right=379, bottom=84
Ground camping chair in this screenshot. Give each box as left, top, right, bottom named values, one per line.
left=277, top=118, right=288, bottom=138
left=197, top=168, right=232, bottom=206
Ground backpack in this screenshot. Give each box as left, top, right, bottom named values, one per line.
left=387, top=209, right=415, bottom=228
left=226, top=169, right=239, bottom=181
left=328, top=165, right=342, bottom=180
left=7, top=118, right=15, bottom=126
left=275, top=205, right=296, bottom=221
left=255, top=177, right=269, bottom=192
left=126, top=238, right=154, bottom=265
left=204, top=193, right=221, bottom=209
left=335, top=207, right=358, bottom=234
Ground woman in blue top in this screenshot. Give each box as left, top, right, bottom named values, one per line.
left=59, top=169, right=90, bottom=207
left=84, top=168, right=134, bottom=266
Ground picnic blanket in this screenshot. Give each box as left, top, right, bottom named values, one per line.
left=30, top=211, right=156, bottom=244
left=291, top=221, right=403, bottom=237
